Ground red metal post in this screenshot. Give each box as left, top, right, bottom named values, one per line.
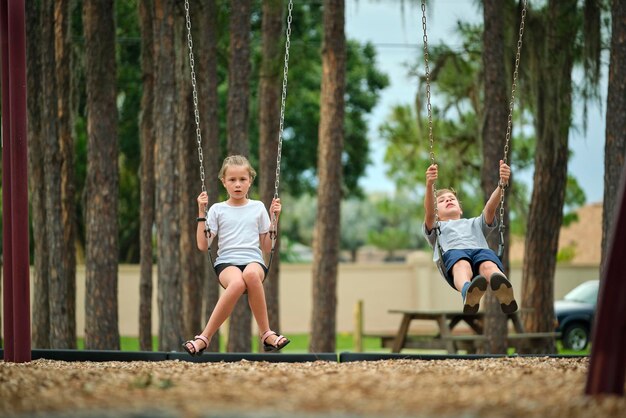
left=585, top=164, right=626, bottom=395
left=1, top=0, right=15, bottom=362
left=8, top=0, right=31, bottom=363
left=1, top=0, right=30, bottom=363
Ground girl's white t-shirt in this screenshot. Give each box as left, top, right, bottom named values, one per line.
left=207, top=200, right=271, bottom=266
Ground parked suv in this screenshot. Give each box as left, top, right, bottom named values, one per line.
left=554, top=280, right=599, bottom=350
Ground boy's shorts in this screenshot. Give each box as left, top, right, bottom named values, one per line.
left=441, top=248, right=504, bottom=289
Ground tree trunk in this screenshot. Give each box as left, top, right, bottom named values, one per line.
left=154, top=0, right=184, bottom=351
left=310, top=0, right=346, bottom=353
left=226, top=0, right=251, bottom=157
left=480, top=0, right=510, bottom=354
left=602, top=0, right=626, bottom=274
left=27, top=0, right=50, bottom=349
left=42, top=0, right=74, bottom=349
left=55, top=0, right=77, bottom=348
left=175, top=3, right=204, bottom=340
left=198, top=0, right=222, bottom=353
left=258, top=0, right=283, bottom=347
left=226, top=0, right=253, bottom=352
left=138, top=0, right=155, bottom=352
left=83, top=0, right=120, bottom=350
left=521, top=0, right=577, bottom=353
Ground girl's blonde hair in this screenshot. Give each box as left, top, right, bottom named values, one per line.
left=218, top=155, right=257, bottom=181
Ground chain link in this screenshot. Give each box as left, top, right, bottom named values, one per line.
left=184, top=0, right=206, bottom=193
left=269, top=0, right=293, bottom=245
left=421, top=0, right=527, bottom=258
left=498, top=0, right=527, bottom=237
left=274, top=0, right=293, bottom=201
left=421, top=1, right=439, bottom=225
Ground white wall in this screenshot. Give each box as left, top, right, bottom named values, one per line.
left=16, top=253, right=599, bottom=337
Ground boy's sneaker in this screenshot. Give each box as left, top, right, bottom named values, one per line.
left=462, top=275, right=488, bottom=314
left=490, top=272, right=519, bottom=314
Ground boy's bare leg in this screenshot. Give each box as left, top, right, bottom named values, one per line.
left=479, top=261, right=518, bottom=314
left=452, top=260, right=473, bottom=292
left=452, top=260, right=487, bottom=314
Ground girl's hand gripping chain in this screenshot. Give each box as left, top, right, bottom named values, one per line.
left=269, top=198, right=281, bottom=239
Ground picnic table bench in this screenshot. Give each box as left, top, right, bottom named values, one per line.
left=376, top=309, right=560, bottom=354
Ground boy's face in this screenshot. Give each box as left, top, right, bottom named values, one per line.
left=436, top=192, right=462, bottom=220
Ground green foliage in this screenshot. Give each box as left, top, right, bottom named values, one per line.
left=379, top=18, right=590, bottom=239
left=280, top=193, right=424, bottom=262
left=557, top=244, right=577, bottom=263
left=62, top=1, right=388, bottom=262
left=379, top=24, right=489, bottom=218
left=366, top=194, right=425, bottom=259
left=340, top=197, right=379, bottom=260
left=563, top=175, right=586, bottom=227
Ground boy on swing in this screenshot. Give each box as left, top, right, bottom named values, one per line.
left=423, top=160, right=518, bottom=315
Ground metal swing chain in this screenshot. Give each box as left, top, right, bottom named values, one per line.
left=421, top=1, right=446, bottom=274
left=184, top=0, right=293, bottom=252
left=421, top=1, right=439, bottom=225
left=497, top=0, right=527, bottom=256
left=184, top=0, right=206, bottom=194
left=270, top=0, right=293, bottom=246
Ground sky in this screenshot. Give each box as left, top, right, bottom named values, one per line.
left=344, top=0, right=606, bottom=204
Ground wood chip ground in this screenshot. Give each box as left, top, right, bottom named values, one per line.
left=1, top=357, right=625, bottom=417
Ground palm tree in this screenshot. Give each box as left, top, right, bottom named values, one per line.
left=138, top=0, right=155, bottom=352
left=310, top=0, right=346, bottom=352
left=83, top=0, right=120, bottom=349
left=520, top=0, right=603, bottom=353
left=55, top=0, right=78, bottom=346
left=39, top=0, right=76, bottom=349
left=197, top=0, right=222, bottom=353
left=26, top=0, right=49, bottom=349
left=153, top=0, right=184, bottom=351
left=176, top=1, right=205, bottom=345
left=227, top=0, right=252, bottom=157
left=480, top=0, right=519, bottom=354
left=226, top=0, right=253, bottom=352
left=602, top=0, right=626, bottom=271
left=258, top=0, right=284, bottom=345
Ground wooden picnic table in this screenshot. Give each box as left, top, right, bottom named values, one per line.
left=387, top=309, right=559, bottom=354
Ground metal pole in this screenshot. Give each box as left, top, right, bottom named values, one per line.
left=2, top=0, right=31, bottom=363
left=1, top=0, right=15, bottom=362
left=585, top=163, right=626, bottom=395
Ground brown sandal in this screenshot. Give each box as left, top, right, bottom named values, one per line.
left=182, top=335, right=209, bottom=356
left=261, top=330, right=290, bottom=352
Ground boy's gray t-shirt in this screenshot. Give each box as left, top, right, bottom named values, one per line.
left=422, top=213, right=497, bottom=262
left=207, top=200, right=271, bottom=266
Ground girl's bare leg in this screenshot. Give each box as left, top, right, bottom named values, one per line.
left=186, top=267, right=246, bottom=351
left=242, top=263, right=281, bottom=345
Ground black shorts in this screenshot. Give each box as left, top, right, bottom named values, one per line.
left=215, top=261, right=267, bottom=287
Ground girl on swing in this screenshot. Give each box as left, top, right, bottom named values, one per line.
left=183, top=155, right=290, bottom=355
left=423, top=160, right=518, bottom=315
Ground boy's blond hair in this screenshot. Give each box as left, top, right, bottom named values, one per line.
left=436, top=188, right=457, bottom=198
left=218, top=155, right=257, bottom=181
left=436, top=188, right=462, bottom=209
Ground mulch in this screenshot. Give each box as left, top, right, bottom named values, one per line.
left=1, top=357, right=625, bottom=417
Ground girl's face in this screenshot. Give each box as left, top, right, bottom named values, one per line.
left=222, top=165, right=252, bottom=203
left=436, top=192, right=462, bottom=220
